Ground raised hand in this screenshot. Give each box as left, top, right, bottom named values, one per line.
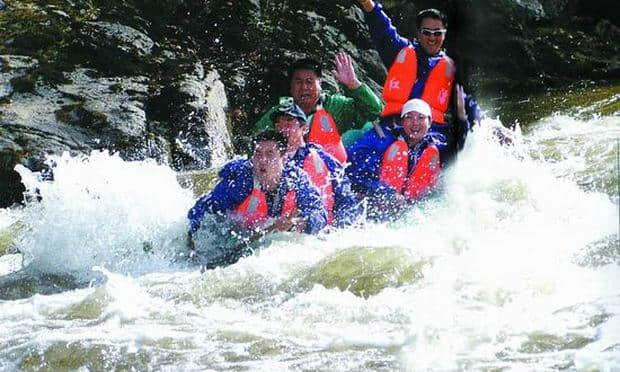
left=356, top=0, right=375, bottom=12
left=332, top=51, right=361, bottom=90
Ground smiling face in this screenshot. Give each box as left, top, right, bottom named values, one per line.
left=275, top=114, right=307, bottom=149
left=402, top=111, right=430, bottom=145
left=251, top=140, right=284, bottom=192
left=289, top=69, right=321, bottom=114
left=417, top=17, right=446, bottom=56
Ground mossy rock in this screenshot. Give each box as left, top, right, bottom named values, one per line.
left=300, top=246, right=429, bottom=298
left=176, top=168, right=221, bottom=197
left=0, top=221, right=26, bottom=256
left=519, top=331, right=595, bottom=353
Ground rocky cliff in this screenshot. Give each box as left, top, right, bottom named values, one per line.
left=1, top=0, right=618, bottom=206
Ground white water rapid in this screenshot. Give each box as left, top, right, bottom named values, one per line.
left=0, top=109, right=618, bottom=371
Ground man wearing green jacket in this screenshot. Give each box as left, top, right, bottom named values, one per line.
left=254, top=52, right=383, bottom=161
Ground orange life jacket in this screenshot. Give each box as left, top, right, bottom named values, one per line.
left=302, top=149, right=335, bottom=225
left=379, top=138, right=441, bottom=201
left=234, top=188, right=297, bottom=229
left=381, top=46, right=455, bottom=124
left=307, top=107, right=347, bottom=164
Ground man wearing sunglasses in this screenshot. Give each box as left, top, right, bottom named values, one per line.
left=355, top=0, right=479, bottom=166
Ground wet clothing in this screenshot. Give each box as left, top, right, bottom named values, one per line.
left=346, top=122, right=443, bottom=220
left=363, top=2, right=477, bottom=165
left=187, top=160, right=327, bottom=235
left=381, top=45, right=454, bottom=123
left=254, top=86, right=383, bottom=140
left=289, top=143, right=363, bottom=227
left=233, top=187, right=297, bottom=230
left=306, top=106, right=348, bottom=163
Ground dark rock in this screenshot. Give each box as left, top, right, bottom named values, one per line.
left=83, top=21, right=154, bottom=57
left=0, top=168, right=25, bottom=208
left=75, top=21, right=154, bottom=74
left=595, top=19, right=620, bottom=40
left=0, top=55, right=39, bottom=100
left=539, top=0, right=576, bottom=20
left=575, top=0, right=619, bottom=26
left=0, top=0, right=617, bottom=194
left=56, top=68, right=149, bottom=141
left=148, top=63, right=232, bottom=170
left=0, top=266, right=106, bottom=300
left=0, top=139, right=25, bottom=208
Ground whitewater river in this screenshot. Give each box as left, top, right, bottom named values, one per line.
left=0, top=97, right=618, bottom=371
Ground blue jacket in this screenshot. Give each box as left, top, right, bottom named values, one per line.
left=364, top=3, right=448, bottom=101
left=187, top=159, right=327, bottom=235
left=289, top=143, right=363, bottom=227
left=346, top=123, right=443, bottom=205
left=365, top=3, right=481, bottom=163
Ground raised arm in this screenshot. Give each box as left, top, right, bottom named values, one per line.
left=325, top=52, right=383, bottom=132
left=355, top=0, right=410, bottom=66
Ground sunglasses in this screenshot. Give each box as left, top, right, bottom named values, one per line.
left=420, top=28, right=446, bottom=37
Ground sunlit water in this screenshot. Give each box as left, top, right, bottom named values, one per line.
left=0, top=109, right=618, bottom=371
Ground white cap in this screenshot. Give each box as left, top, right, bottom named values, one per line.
left=401, top=98, right=431, bottom=118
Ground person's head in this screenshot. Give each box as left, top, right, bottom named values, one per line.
left=416, top=8, right=448, bottom=56
left=251, top=130, right=288, bottom=191
left=288, top=58, right=322, bottom=114
left=401, top=99, right=431, bottom=145
left=272, top=98, right=308, bottom=147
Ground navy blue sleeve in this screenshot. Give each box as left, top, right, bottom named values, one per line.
left=345, top=127, right=398, bottom=201
left=291, top=168, right=328, bottom=234
left=364, top=2, right=411, bottom=67
left=314, top=146, right=363, bottom=227
left=455, top=118, right=471, bottom=151
left=465, top=93, right=482, bottom=127
left=452, top=93, right=480, bottom=150
left=187, top=160, right=252, bottom=234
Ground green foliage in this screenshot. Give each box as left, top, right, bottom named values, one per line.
left=0, top=1, right=101, bottom=84
left=260, top=0, right=291, bottom=43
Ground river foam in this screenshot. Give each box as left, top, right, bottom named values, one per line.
left=1, top=111, right=618, bottom=370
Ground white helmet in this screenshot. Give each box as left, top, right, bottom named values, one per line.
left=401, top=98, right=431, bottom=119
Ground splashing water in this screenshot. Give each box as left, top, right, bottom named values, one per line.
left=14, top=151, right=196, bottom=278
left=0, top=109, right=618, bottom=371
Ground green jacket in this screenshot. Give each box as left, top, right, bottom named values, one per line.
left=253, top=83, right=383, bottom=136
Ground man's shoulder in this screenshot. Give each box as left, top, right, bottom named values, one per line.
left=220, top=159, right=251, bottom=179
left=253, top=103, right=281, bottom=132
left=322, top=90, right=349, bottom=106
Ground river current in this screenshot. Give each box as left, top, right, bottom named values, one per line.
left=0, top=102, right=618, bottom=370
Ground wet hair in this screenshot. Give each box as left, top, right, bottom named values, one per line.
left=288, top=57, right=322, bottom=81
left=416, top=8, right=448, bottom=29
left=252, top=129, right=288, bottom=154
